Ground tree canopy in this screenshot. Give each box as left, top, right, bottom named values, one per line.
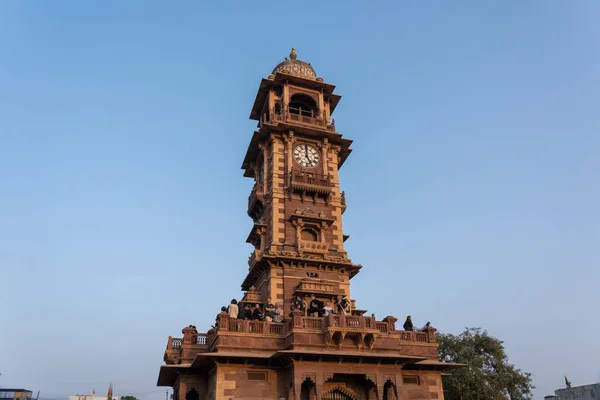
left=120, top=396, right=139, bottom=400
left=436, top=327, right=534, bottom=400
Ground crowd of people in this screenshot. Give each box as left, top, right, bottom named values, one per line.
left=225, top=297, right=283, bottom=322
left=291, top=294, right=352, bottom=317
left=215, top=295, right=431, bottom=332
left=219, top=293, right=353, bottom=325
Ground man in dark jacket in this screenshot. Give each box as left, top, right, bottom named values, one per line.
left=403, top=315, right=414, bottom=331
left=308, top=294, right=322, bottom=317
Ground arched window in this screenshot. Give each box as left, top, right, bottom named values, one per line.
left=301, top=228, right=318, bottom=242
left=289, top=93, right=318, bottom=117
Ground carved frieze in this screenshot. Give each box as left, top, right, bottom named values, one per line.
left=296, top=278, right=335, bottom=294
left=298, top=240, right=329, bottom=255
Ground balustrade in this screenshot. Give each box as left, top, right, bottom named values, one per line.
left=194, top=333, right=208, bottom=346
left=167, top=314, right=435, bottom=359
left=290, top=170, right=331, bottom=188
left=249, top=321, right=263, bottom=333
left=415, top=332, right=428, bottom=342
left=269, top=323, right=284, bottom=334
left=170, top=337, right=182, bottom=350
left=267, top=106, right=332, bottom=130
left=375, top=322, right=388, bottom=333
left=345, top=316, right=361, bottom=328
left=302, top=317, right=323, bottom=329
left=229, top=319, right=244, bottom=332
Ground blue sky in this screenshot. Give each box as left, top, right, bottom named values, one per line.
left=1, top=1, right=599, bottom=399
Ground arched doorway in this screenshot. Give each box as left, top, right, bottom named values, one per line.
left=300, top=380, right=317, bottom=400
left=383, top=381, right=397, bottom=400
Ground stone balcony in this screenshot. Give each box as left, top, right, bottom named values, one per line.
left=163, top=312, right=438, bottom=366
left=261, top=107, right=336, bottom=132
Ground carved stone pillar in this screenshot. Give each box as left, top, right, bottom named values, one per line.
left=217, top=312, right=229, bottom=331
left=426, top=326, right=437, bottom=342
left=383, top=316, right=397, bottom=332
left=320, top=138, right=330, bottom=176
left=182, top=326, right=195, bottom=345
left=283, top=130, right=295, bottom=176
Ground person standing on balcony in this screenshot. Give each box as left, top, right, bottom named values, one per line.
left=322, top=300, right=334, bottom=316
left=273, top=303, right=282, bottom=322
left=403, top=315, right=415, bottom=331
left=227, top=299, right=239, bottom=319
left=237, top=303, right=247, bottom=320
left=291, top=294, right=307, bottom=315
left=252, top=303, right=264, bottom=321
left=265, top=297, right=276, bottom=321
left=308, top=294, right=321, bottom=317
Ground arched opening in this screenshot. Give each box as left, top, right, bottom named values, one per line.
left=289, top=93, right=318, bottom=117
left=185, top=389, right=198, bottom=400
left=300, top=380, right=317, bottom=400
left=301, top=228, right=318, bottom=242
left=383, top=381, right=397, bottom=400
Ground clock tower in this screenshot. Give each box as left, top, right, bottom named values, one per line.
left=241, top=46, right=361, bottom=314
left=157, top=48, right=461, bottom=400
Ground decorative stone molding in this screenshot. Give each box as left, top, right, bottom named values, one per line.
left=301, top=372, right=316, bottom=383
left=295, top=278, right=335, bottom=294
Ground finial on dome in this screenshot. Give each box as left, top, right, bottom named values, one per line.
left=290, top=47, right=297, bottom=60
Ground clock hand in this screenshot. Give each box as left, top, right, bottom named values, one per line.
left=305, top=145, right=311, bottom=166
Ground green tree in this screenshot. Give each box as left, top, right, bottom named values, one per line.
left=436, top=327, right=534, bottom=400
left=121, top=396, right=139, bottom=400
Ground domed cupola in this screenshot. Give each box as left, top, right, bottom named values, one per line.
left=272, top=47, right=317, bottom=80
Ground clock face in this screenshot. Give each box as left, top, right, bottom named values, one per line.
left=293, top=144, right=320, bottom=168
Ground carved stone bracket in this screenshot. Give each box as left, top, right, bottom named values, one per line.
left=283, top=130, right=295, bottom=144
left=356, top=332, right=366, bottom=350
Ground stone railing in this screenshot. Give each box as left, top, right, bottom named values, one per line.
left=167, top=313, right=436, bottom=359
left=290, top=169, right=331, bottom=189
left=211, top=311, right=436, bottom=342
left=260, top=108, right=336, bottom=132
left=166, top=336, right=183, bottom=350
left=194, top=333, right=208, bottom=346
left=226, top=316, right=288, bottom=335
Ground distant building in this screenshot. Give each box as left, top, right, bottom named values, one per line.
left=553, top=383, right=600, bottom=400
left=69, top=383, right=117, bottom=400
left=0, top=389, right=34, bottom=400
left=68, top=395, right=119, bottom=400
